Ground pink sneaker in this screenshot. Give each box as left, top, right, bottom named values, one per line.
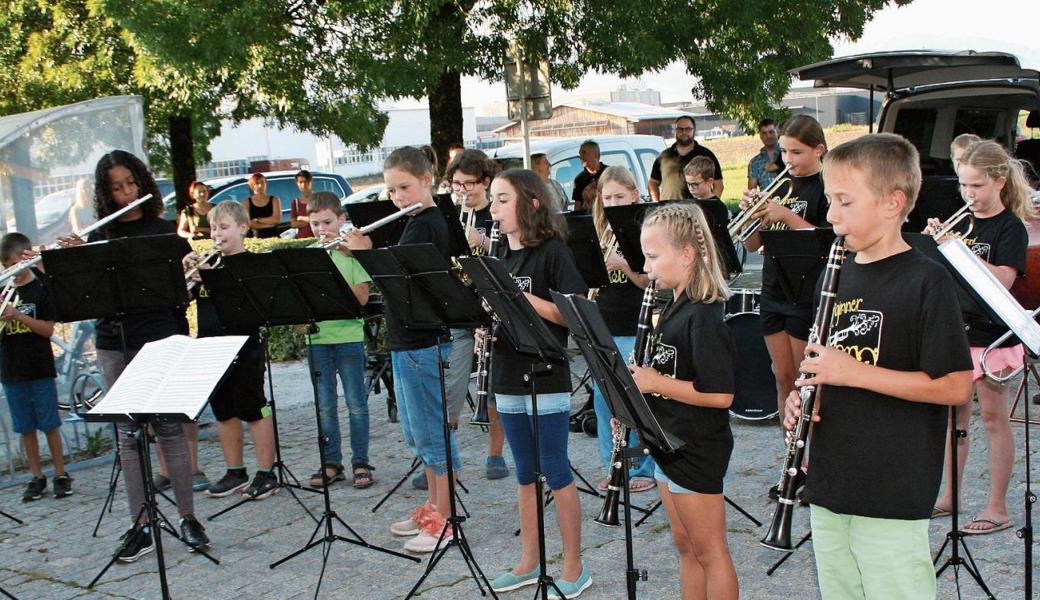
left=390, top=501, right=433, bottom=537
left=403, top=512, right=454, bottom=553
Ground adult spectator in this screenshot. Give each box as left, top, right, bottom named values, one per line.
left=747, top=118, right=784, bottom=190
left=649, top=115, right=723, bottom=201
left=572, top=140, right=605, bottom=211
left=532, top=153, right=568, bottom=212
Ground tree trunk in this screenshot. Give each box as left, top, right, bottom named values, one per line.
left=168, top=114, right=197, bottom=213
left=428, top=68, right=463, bottom=179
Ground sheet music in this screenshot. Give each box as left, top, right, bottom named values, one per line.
left=88, top=335, right=248, bottom=421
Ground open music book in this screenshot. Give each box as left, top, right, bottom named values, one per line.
left=87, top=334, right=249, bottom=423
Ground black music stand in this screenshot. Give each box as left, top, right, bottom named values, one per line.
left=459, top=254, right=580, bottom=600
left=344, top=200, right=411, bottom=248
left=353, top=243, right=493, bottom=599
left=200, top=248, right=415, bottom=597
left=760, top=229, right=836, bottom=310
left=562, top=212, right=610, bottom=291
left=41, top=235, right=218, bottom=600
left=1, top=508, right=23, bottom=596
left=551, top=291, right=683, bottom=600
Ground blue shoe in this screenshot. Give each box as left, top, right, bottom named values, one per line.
left=548, top=567, right=592, bottom=600
left=490, top=566, right=539, bottom=592
left=485, top=456, right=510, bottom=480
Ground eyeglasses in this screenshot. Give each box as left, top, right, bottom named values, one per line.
left=450, top=180, right=481, bottom=191
left=686, top=180, right=705, bottom=189
left=675, top=126, right=695, bottom=132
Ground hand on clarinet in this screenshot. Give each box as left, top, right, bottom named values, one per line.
left=472, top=326, right=496, bottom=348
left=796, top=342, right=861, bottom=388
left=628, top=364, right=661, bottom=394
left=782, top=390, right=820, bottom=431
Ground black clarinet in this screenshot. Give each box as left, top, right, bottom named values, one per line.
left=596, top=280, right=658, bottom=527
left=469, top=221, right=500, bottom=426
left=761, top=236, right=846, bottom=551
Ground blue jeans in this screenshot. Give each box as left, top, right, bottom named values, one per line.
left=3, top=378, right=61, bottom=434
left=498, top=410, right=573, bottom=490
left=391, top=344, right=461, bottom=476
left=310, top=342, right=369, bottom=466
left=592, top=335, right=656, bottom=478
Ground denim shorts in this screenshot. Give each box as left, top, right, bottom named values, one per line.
left=495, top=392, right=571, bottom=416
left=3, top=378, right=61, bottom=434
left=391, top=344, right=461, bottom=475
left=654, top=463, right=696, bottom=495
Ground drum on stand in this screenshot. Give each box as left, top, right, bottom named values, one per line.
left=725, top=289, right=777, bottom=421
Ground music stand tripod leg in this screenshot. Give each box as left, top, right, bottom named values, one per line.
left=405, top=338, right=497, bottom=599
left=270, top=333, right=418, bottom=600
left=371, top=456, right=422, bottom=513
left=0, top=510, right=24, bottom=525
left=766, top=532, right=812, bottom=576
left=0, top=585, right=16, bottom=600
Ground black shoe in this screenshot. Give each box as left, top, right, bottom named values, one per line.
left=154, top=475, right=172, bottom=492
left=52, top=474, right=73, bottom=499
left=116, top=526, right=154, bottom=563
left=205, top=469, right=249, bottom=497
left=179, top=515, right=210, bottom=551
left=22, top=477, right=46, bottom=502
left=243, top=471, right=279, bottom=500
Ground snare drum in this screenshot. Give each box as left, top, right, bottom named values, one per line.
left=726, top=288, right=761, bottom=316
left=724, top=293, right=777, bottom=420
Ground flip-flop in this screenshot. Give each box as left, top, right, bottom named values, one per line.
left=931, top=506, right=952, bottom=519
left=961, top=516, right=1012, bottom=535
left=628, top=477, right=655, bottom=493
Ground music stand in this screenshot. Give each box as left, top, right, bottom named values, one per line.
left=760, top=229, right=836, bottom=309
left=459, top=254, right=581, bottom=600
left=551, top=290, right=682, bottom=599
left=353, top=243, right=493, bottom=599
left=562, top=212, right=610, bottom=291
left=41, top=235, right=220, bottom=600
left=344, top=200, right=411, bottom=248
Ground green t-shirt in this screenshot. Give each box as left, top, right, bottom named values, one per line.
left=310, top=251, right=371, bottom=345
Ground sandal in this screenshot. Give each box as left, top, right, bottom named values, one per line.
left=352, top=463, right=375, bottom=489
left=628, top=477, right=655, bottom=493
left=962, top=515, right=1012, bottom=535
left=309, top=464, right=345, bottom=487
left=931, top=505, right=952, bottom=519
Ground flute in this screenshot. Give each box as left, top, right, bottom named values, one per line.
left=0, top=194, right=152, bottom=286
left=310, top=203, right=423, bottom=249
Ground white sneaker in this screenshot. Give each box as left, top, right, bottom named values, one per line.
left=390, top=502, right=431, bottom=537
left=403, top=516, right=454, bottom=553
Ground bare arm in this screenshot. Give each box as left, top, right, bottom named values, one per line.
left=350, top=281, right=370, bottom=306
left=2, top=307, right=54, bottom=339
left=648, top=179, right=661, bottom=202
left=629, top=364, right=733, bottom=409
left=524, top=292, right=567, bottom=327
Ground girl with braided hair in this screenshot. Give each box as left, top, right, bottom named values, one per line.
left=629, top=201, right=738, bottom=599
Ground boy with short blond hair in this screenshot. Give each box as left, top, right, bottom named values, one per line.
left=785, top=133, right=974, bottom=598
left=0, top=233, right=71, bottom=502
left=305, top=192, right=375, bottom=489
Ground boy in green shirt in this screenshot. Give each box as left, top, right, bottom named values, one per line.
left=306, top=192, right=375, bottom=488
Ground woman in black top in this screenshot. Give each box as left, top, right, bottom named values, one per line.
left=739, top=115, right=829, bottom=496
left=630, top=202, right=738, bottom=599
left=64, top=150, right=209, bottom=558
left=930, top=140, right=1034, bottom=534
left=588, top=166, right=655, bottom=492
left=244, top=173, right=281, bottom=238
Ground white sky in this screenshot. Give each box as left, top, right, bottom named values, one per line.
left=448, top=0, right=1040, bottom=110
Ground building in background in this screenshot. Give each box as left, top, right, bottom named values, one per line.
left=494, top=101, right=694, bottom=140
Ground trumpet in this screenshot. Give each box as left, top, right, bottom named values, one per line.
left=185, top=240, right=224, bottom=293
left=728, top=166, right=793, bottom=243
left=310, top=202, right=423, bottom=249
left=924, top=202, right=974, bottom=240
left=596, top=279, right=657, bottom=527
left=761, top=236, right=847, bottom=552
left=588, top=230, right=618, bottom=301
left=0, top=281, right=19, bottom=337
left=0, top=194, right=152, bottom=287
left=980, top=309, right=1040, bottom=383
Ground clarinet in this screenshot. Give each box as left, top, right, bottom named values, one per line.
left=595, top=279, right=657, bottom=527
left=761, top=236, right=847, bottom=551
left=469, top=221, right=500, bottom=426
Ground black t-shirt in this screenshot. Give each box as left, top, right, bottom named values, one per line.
left=803, top=248, right=973, bottom=520
left=572, top=165, right=606, bottom=204
left=87, top=217, right=191, bottom=351
left=760, top=172, right=829, bottom=305
left=650, top=142, right=723, bottom=201
left=0, top=276, right=57, bottom=383
left=386, top=207, right=453, bottom=351
left=194, top=262, right=265, bottom=363
left=644, top=297, right=735, bottom=488
left=492, top=239, right=587, bottom=394
left=960, top=210, right=1029, bottom=347
left=467, top=204, right=494, bottom=257
left=594, top=244, right=643, bottom=336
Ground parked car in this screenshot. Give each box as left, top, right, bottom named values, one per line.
left=492, top=135, right=666, bottom=207
left=162, top=170, right=353, bottom=225
left=791, top=49, right=1040, bottom=306
left=342, top=184, right=387, bottom=206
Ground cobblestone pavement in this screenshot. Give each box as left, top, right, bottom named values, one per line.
left=0, top=359, right=1034, bottom=599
